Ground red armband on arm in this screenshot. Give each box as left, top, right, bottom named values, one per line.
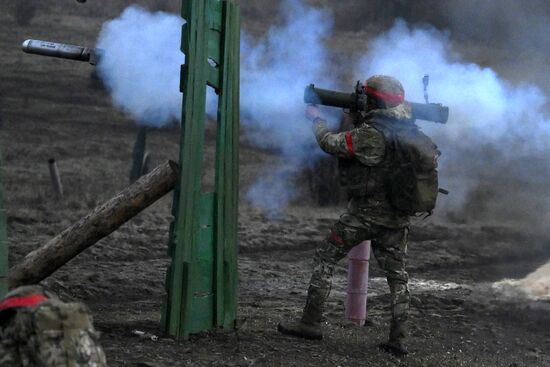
left=345, top=131, right=355, bottom=156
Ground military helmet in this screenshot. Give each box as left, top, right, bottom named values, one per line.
left=364, top=75, right=405, bottom=108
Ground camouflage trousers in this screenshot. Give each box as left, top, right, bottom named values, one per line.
left=303, top=213, right=410, bottom=333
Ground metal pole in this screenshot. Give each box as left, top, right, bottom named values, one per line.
left=346, top=241, right=371, bottom=325
left=141, top=151, right=151, bottom=176
left=162, top=0, right=240, bottom=340
left=48, top=158, right=63, bottom=199
left=48, top=158, right=64, bottom=199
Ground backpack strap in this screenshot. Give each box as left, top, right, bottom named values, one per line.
left=370, top=120, right=403, bottom=168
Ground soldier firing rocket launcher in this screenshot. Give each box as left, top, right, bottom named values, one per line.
left=304, top=81, right=449, bottom=124
left=21, top=39, right=100, bottom=65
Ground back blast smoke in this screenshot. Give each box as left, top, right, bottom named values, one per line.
left=94, top=2, right=550, bottom=237
left=359, top=21, right=550, bottom=233
left=96, top=6, right=183, bottom=127
left=90, top=0, right=550, bottom=299
left=95, top=0, right=336, bottom=213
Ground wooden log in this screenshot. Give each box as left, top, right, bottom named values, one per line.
left=141, top=151, right=151, bottom=176
left=129, top=126, right=147, bottom=184
left=8, top=160, right=179, bottom=289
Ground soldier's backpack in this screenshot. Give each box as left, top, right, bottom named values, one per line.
left=0, top=286, right=107, bottom=367
left=385, top=123, right=440, bottom=215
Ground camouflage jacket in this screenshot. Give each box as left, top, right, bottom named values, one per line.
left=313, top=103, right=415, bottom=228
left=0, top=286, right=107, bottom=367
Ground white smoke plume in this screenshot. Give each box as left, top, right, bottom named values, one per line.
left=240, top=0, right=336, bottom=213
left=494, top=261, right=550, bottom=301
left=358, top=21, right=550, bottom=226
left=95, top=1, right=336, bottom=213
left=96, top=6, right=183, bottom=127
left=94, top=2, right=550, bottom=226
left=358, top=21, right=550, bottom=148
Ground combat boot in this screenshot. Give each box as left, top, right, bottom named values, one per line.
left=379, top=319, right=408, bottom=357
left=277, top=297, right=323, bottom=340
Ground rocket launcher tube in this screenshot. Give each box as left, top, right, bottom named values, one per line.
left=304, top=84, right=449, bottom=124
left=410, top=102, right=449, bottom=124
left=21, top=39, right=99, bottom=65
left=304, top=85, right=356, bottom=109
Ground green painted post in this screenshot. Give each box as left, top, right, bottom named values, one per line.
left=215, top=2, right=239, bottom=328
left=0, top=149, right=7, bottom=298
left=162, top=0, right=240, bottom=339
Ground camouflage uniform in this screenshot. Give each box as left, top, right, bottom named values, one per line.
left=279, top=76, right=415, bottom=355
left=0, top=286, right=107, bottom=367
left=308, top=103, right=412, bottom=334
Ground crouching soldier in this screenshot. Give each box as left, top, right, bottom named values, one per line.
left=278, top=75, right=440, bottom=357
left=0, top=285, right=107, bottom=366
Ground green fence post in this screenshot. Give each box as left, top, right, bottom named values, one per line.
left=215, top=1, right=239, bottom=328
left=0, top=148, right=7, bottom=298
left=162, top=0, right=240, bottom=339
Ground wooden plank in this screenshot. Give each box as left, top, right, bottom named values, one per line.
left=225, top=2, right=240, bottom=327
left=191, top=192, right=215, bottom=332
left=215, top=0, right=233, bottom=328
left=164, top=0, right=239, bottom=339
left=164, top=0, right=215, bottom=340
left=214, top=1, right=240, bottom=329
left=164, top=0, right=207, bottom=338
left=181, top=0, right=207, bottom=339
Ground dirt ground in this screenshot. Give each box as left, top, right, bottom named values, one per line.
left=1, top=2, right=550, bottom=366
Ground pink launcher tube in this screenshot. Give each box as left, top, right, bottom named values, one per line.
left=345, top=241, right=371, bottom=325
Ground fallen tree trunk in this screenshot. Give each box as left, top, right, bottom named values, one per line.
left=8, top=160, right=179, bottom=289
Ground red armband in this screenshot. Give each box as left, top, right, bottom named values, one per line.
left=345, top=132, right=355, bottom=156
left=0, top=294, right=48, bottom=312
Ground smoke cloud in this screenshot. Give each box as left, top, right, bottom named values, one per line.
left=95, top=2, right=550, bottom=228
left=95, top=1, right=336, bottom=213
left=240, top=0, right=336, bottom=213
left=358, top=21, right=550, bottom=147
left=494, top=261, right=550, bottom=301
left=96, top=6, right=183, bottom=127
left=357, top=21, right=550, bottom=229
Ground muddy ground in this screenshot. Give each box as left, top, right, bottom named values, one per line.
left=2, top=1, right=550, bottom=366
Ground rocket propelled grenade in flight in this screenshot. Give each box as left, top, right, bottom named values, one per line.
left=21, top=39, right=100, bottom=65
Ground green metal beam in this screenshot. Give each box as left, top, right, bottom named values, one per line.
left=215, top=1, right=239, bottom=328
left=162, top=0, right=240, bottom=339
